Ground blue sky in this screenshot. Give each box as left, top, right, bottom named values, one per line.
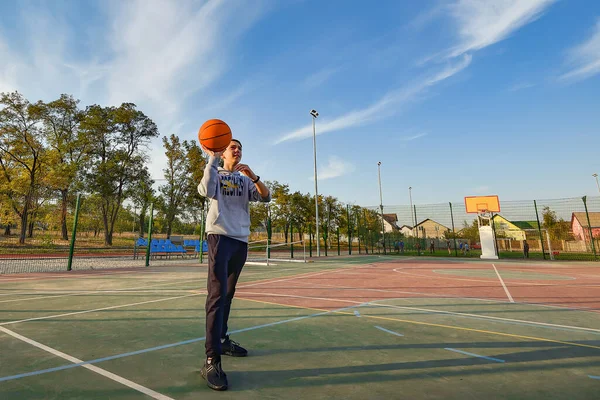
left=1, top=0, right=600, bottom=208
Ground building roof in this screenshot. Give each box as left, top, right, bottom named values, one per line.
left=383, top=213, right=398, bottom=222
left=511, top=221, right=540, bottom=230
left=414, top=219, right=450, bottom=230
left=398, top=224, right=413, bottom=229
left=571, top=212, right=600, bottom=228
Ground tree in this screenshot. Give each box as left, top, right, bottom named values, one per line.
left=38, top=94, right=88, bottom=240
left=129, top=166, right=155, bottom=238
left=158, top=134, right=201, bottom=238
left=541, top=206, right=573, bottom=240
left=82, top=103, right=158, bottom=245
left=459, top=219, right=479, bottom=243
left=0, top=91, right=47, bottom=244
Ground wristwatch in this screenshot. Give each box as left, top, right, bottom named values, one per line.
left=252, top=175, right=260, bottom=183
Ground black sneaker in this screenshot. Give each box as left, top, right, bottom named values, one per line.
left=221, top=335, right=248, bottom=357
left=201, top=357, right=228, bottom=391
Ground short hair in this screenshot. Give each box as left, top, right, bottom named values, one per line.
left=231, top=139, right=242, bottom=149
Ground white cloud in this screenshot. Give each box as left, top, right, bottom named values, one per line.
left=310, top=156, right=355, bottom=181
left=445, top=0, right=556, bottom=58
left=401, top=132, right=428, bottom=141
left=559, top=19, right=600, bottom=82
left=0, top=0, right=268, bottom=181
left=275, top=54, right=472, bottom=144
left=508, top=82, right=535, bottom=92
left=303, top=67, right=340, bottom=90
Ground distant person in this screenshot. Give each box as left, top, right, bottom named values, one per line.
left=400, top=240, right=404, bottom=253
left=446, top=240, right=451, bottom=255
left=523, top=240, right=529, bottom=259
left=464, top=242, right=469, bottom=255
left=459, top=241, right=463, bottom=253
left=430, top=239, right=435, bottom=254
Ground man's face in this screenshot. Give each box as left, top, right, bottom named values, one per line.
left=221, top=140, right=242, bottom=164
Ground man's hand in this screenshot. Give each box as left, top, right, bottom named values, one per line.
left=201, top=144, right=223, bottom=158
left=234, top=164, right=257, bottom=181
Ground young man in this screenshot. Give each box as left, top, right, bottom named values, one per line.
left=198, top=139, right=271, bottom=391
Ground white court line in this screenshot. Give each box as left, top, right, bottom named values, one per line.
left=0, top=277, right=200, bottom=304
left=0, top=293, right=203, bottom=326
left=242, top=278, right=600, bottom=335
left=0, top=326, right=173, bottom=399
left=493, top=264, right=514, bottom=303
left=367, top=302, right=600, bottom=334
left=0, top=265, right=369, bottom=326
left=0, top=269, right=148, bottom=283
left=444, top=347, right=505, bottom=363
left=374, top=326, right=404, bottom=337
left=354, top=310, right=361, bottom=317
left=0, top=304, right=359, bottom=383
left=589, top=375, right=600, bottom=380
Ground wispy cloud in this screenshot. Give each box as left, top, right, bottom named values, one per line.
left=445, top=0, right=556, bottom=59
left=303, top=67, right=340, bottom=90
left=401, top=132, right=428, bottom=141
left=103, top=0, right=266, bottom=123
left=508, top=82, right=535, bottom=92
left=310, top=156, right=355, bottom=181
left=559, top=18, right=600, bottom=82
left=275, top=54, right=472, bottom=144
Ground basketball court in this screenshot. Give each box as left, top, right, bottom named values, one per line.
left=1, top=255, right=599, bottom=399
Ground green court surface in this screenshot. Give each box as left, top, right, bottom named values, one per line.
left=1, top=256, right=599, bottom=399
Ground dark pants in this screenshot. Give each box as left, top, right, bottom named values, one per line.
left=205, top=234, right=248, bottom=358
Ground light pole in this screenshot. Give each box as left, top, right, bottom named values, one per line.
left=593, top=173, right=600, bottom=194
left=310, top=109, right=320, bottom=257
left=409, top=186, right=414, bottom=237
left=378, top=162, right=386, bottom=255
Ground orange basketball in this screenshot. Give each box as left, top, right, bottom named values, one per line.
left=198, top=119, right=232, bottom=152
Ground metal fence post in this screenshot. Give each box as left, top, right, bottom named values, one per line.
left=347, top=204, right=352, bottom=255
left=309, top=224, right=312, bottom=257
left=290, top=221, right=294, bottom=259
left=67, top=193, right=82, bottom=271
left=145, top=203, right=154, bottom=267
left=449, top=202, right=458, bottom=257
left=582, top=196, right=598, bottom=259
left=267, top=216, right=272, bottom=259
left=534, top=200, right=546, bottom=260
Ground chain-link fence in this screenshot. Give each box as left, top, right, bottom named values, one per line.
left=369, top=195, right=600, bottom=261
left=1, top=194, right=599, bottom=274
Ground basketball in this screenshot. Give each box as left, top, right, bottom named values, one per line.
left=198, top=119, right=232, bottom=152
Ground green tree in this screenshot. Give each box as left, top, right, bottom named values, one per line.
left=0, top=91, right=47, bottom=244
left=459, top=219, right=479, bottom=243
left=157, top=135, right=207, bottom=237
left=82, top=103, right=159, bottom=245
left=37, top=94, right=88, bottom=240
left=129, top=166, right=155, bottom=238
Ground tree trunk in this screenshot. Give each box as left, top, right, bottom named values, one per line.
left=60, top=189, right=69, bottom=240
left=4, top=225, right=10, bottom=235
left=102, top=205, right=112, bottom=246
left=19, top=213, right=27, bottom=244
left=138, top=209, right=146, bottom=237
left=28, top=219, right=34, bottom=238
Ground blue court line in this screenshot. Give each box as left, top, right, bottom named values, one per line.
left=374, top=326, right=404, bottom=337
left=354, top=310, right=361, bottom=317
left=589, top=375, right=600, bottom=380
left=444, top=348, right=505, bottom=363
left=0, top=305, right=358, bottom=383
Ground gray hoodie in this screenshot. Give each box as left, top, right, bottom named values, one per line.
left=198, top=156, right=271, bottom=243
